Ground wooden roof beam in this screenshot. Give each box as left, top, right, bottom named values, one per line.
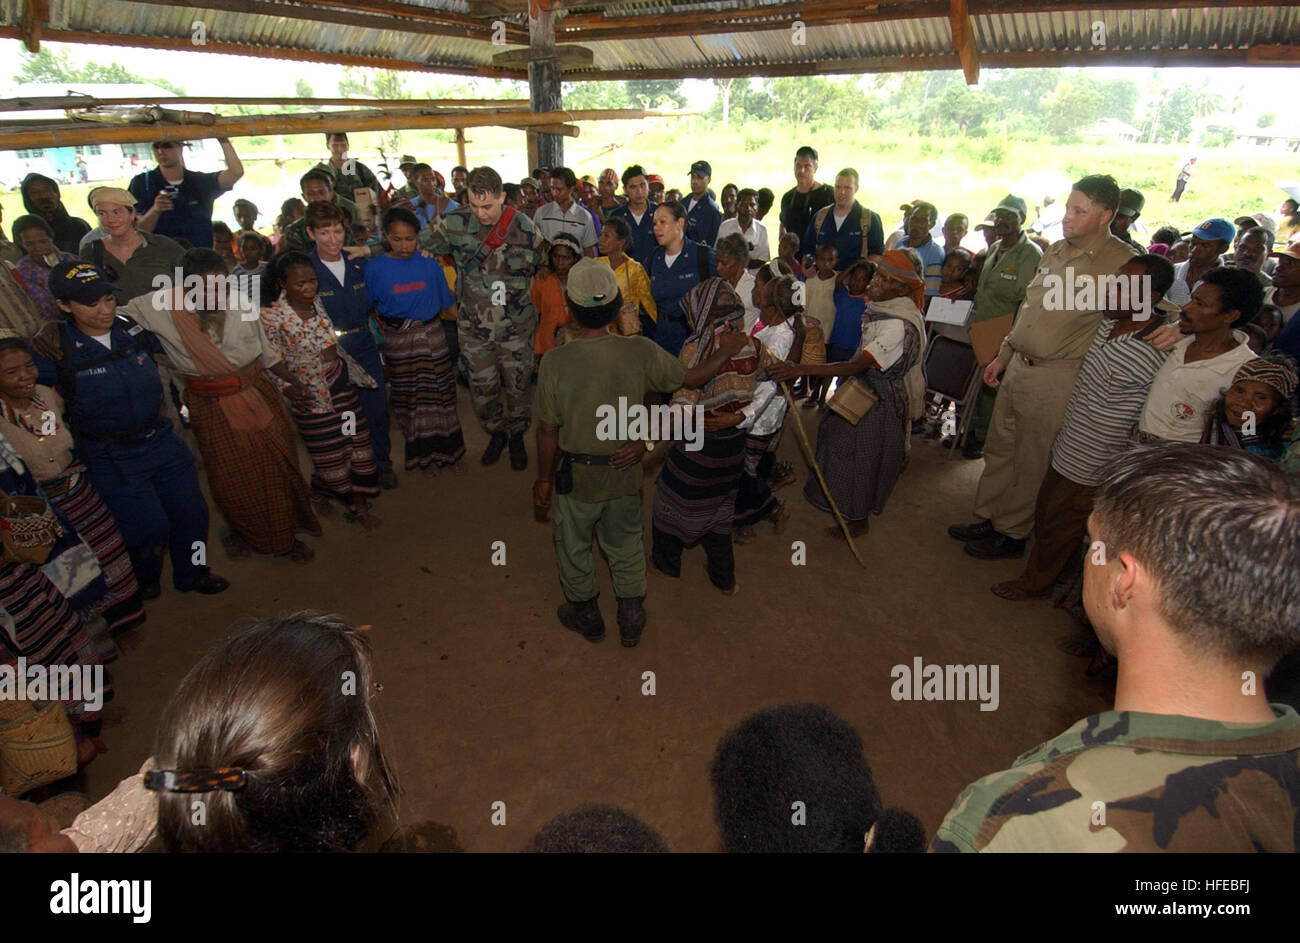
left=0, top=96, right=533, bottom=113
left=20, top=0, right=47, bottom=53
left=951, top=0, right=980, bottom=85
left=0, top=26, right=528, bottom=81
left=119, top=0, right=524, bottom=44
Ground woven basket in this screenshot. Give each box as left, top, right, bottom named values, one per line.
left=801, top=316, right=826, bottom=365
left=828, top=377, right=879, bottom=426
left=0, top=698, right=77, bottom=797
left=0, top=494, right=60, bottom=565
left=612, top=303, right=642, bottom=337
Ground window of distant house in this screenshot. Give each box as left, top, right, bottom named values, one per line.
left=75, top=145, right=103, bottom=156
left=16, top=148, right=45, bottom=158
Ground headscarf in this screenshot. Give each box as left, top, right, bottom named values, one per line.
left=1235, top=356, right=1298, bottom=402
left=875, top=249, right=926, bottom=312
left=674, top=278, right=757, bottom=412
left=599, top=168, right=618, bottom=186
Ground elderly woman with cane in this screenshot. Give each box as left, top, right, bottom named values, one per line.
left=770, top=249, right=927, bottom=539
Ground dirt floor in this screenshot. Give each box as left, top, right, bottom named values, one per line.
left=80, top=398, right=1114, bottom=852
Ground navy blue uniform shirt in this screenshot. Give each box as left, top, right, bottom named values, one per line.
left=129, top=167, right=227, bottom=248
left=609, top=201, right=658, bottom=269
left=311, top=249, right=373, bottom=331
left=684, top=194, right=722, bottom=248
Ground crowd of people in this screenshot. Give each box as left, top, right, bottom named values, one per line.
left=1, top=132, right=1298, bottom=853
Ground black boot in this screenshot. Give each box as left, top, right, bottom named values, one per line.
left=558, top=596, right=605, bottom=642
left=508, top=433, right=528, bottom=471
left=481, top=431, right=508, bottom=466
left=617, top=596, right=647, bottom=648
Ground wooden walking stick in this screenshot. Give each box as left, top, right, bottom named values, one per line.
left=755, top=339, right=867, bottom=568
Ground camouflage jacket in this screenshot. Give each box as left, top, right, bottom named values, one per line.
left=932, top=706, right=1300, bottom=852
left=421, top=206, right=540, bottom=325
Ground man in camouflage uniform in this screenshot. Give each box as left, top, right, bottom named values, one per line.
left=933, top=444, right=1300, bottom=852
left=422, top=165, right=541, bottom=470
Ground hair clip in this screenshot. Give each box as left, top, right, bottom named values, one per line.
left=143, top=768, right=248, bottom=793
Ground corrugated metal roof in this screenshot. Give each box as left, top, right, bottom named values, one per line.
left=1, top=1, right=1296, bottom=77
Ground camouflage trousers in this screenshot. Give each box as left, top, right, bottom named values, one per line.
left=457, top=312, right=537, bottom=437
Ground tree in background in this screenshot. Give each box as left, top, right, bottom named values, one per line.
left=15, top=47, right=185, bottom=95
left=626, top=80, right=687, bottom=110
left=561, top=81, right=631, bottom=110
left=338, top=67, right=410, bottom=153
left=295, top=78, right=314, bottom=100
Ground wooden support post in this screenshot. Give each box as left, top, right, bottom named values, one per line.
left=528, top=6, right=563, bottom=170
left=21, top=0, right=47, bottom=53
left=455, top=127, right=467, bottom=168
left=950, top=0, right=981, bottom=86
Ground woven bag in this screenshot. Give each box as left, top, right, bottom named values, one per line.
left=0, top=698, right=77, bottom=796
left=800, top=316, right=826, bottom=365
left=0, top=487, right=60, bottom=565
left=828, top=376, right=879, bottom=426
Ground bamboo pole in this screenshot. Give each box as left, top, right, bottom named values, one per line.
left=0, top=108, right=688, bottom=151
left=0, top=96, right=534, bottom=114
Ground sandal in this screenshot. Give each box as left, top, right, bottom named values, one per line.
left=221, top=532, right=252, bottom=560
left=345, top=508, right=383, bottom=530
left=768, top=463, right=797, bottom=490
left=285, top=540, right=315, bottom=564
left=309, top=492, right=337, bottom=516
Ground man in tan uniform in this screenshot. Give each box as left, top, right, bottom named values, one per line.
left=949, top=175, right=1138, bottom=558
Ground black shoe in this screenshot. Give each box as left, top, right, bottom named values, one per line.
left=617, top=596, right=646, bottom=648
left=948, top=520, right=994, bottom=542
left=141, top=581, right=161, bottom=601
left=964, top=533, right=1027, bottom=560
left=379, top=468, right=399, bottom=489
left=508, top=434, right=527, bottom=471
left=481, top=432, right=508, bottom=466
left=558, top=597, right=605, bottom=643
left=178, top=573, right=231, bottom=595
left=962, top=442, right=984, bottom=460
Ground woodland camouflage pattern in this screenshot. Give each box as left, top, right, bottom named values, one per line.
left=932, top=706, right=1300, bottom=852
left=422, top=206, right=541, bottom=437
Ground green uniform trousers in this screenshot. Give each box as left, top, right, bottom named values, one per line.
left=553, top=491, right=646, bottom=602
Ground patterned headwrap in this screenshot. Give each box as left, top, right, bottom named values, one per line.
left=432, top=170, right=446, bottom=189
left=674, top=278, right=757, bottom=412
left=599, top=168, right=618, bottom=186
left=875, top=249, right=926, bottom=312
left=1235, top=356, right=1298, bottom=401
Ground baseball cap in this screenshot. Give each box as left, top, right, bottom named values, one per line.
left=520, top=177, right=540, bottom=191
left=579, top=174, right=596, bottom=187
left=647, top=174, right=664, bottom=186
left=48, top=261, right=116, bottom=305
left=89, top=187, right=136, bottom=210
left=1116, top=189, right=1145, bottom=218
left=566, top=257, right=619, bottom=307
left=1232, top=211, right=1277, bottom=235
left=992, top=194, right=1028, bottom=221
left=1272, top=242, right=1300, bottom=261
left=1191, top=218, right=1235, bottom=243
left=689, top=160, right=712, bottom=179
left=398, top=155, right=417, bottom=168
left=975, top=214, right=997, bottom=231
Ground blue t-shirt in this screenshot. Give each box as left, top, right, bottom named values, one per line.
left=129, top=168, right=227, bottom=249
left=610, top=201, right=658, bottom=269
left=829, top=286, right=866, bottom=350
left=365, top=254, right=453, bottom=323
left=647, top=238, right=715, bottom=356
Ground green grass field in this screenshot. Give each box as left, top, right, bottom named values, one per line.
left=4, top=118, right=1294, bottom=251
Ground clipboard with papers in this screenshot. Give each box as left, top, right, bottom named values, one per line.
left=924, top=297, right=974, bottom=327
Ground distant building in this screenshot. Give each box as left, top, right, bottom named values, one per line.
left=1233, top=122, right=1300, bottom=153
left=1084, top=118, right=1141, bottom=144
left=0, top=82, right=224, bottom=188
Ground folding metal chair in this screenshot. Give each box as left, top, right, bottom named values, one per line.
left=922, top=335, right=981, bottom=459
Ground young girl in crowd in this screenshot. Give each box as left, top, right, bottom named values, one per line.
left=532, top=233, right=582, bottom=355
left=366, top=207, right=464, bottom=474
left=260, top=252, right=380, bottom=525
left=800, top=244, right=837, bottom=406
left=1200, top=354, right=1297, bottom=460
left=597, top=215, right=657, bottom=336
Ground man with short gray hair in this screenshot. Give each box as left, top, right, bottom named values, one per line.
left=936, top=443, right=1300, bottom=852
left=802, top=168, right=884, bottom=272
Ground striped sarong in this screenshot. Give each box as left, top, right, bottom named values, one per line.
left=376, top=318, right=465, bottom=469
left=186, top=367, right=319, bottom=555
left=652, top=427, right=747, bottom=542
left=733, top=431, right=779, bottom=527
left=46, top=469, right=144, bottom=633
left=290, top=360, right=380, bottom=501
left=0, top=563, right=108, bottom=719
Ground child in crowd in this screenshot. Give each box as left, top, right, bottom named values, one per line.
left=776, top=231, right=804, bottom=278
left=366, top=207, right=465, bottom=473
left=597, top=216, right=657, bottom=337
left=532, top=233, right=583, bottom=355
left=272, top=197, right=305, bottom=251
left=235, top=231, right=268, bottom=281
left=1200, top=354, right=1297, bottom=460
left=812, top=258, right=875, bottom=410
left=212, top=222, right=237, bottom=271
left=801, top=244, right=838, bottom=406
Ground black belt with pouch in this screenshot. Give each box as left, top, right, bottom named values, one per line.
left=555, top=451, right=613, bottom=495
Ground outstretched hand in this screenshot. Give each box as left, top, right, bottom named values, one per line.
left=532, top=479, right=553, bottom=521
